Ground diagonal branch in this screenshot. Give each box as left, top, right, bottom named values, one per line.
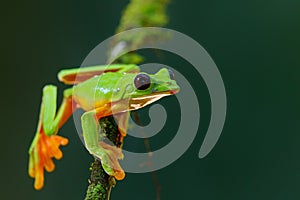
left=85, top=0, right=170, bottom=199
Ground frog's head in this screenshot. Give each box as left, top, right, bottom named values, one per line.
left=114, top=68, right=180, bottom=111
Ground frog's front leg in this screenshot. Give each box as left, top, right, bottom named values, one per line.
left=81, top=109, right=127, bottom=180
left=28, top=85, right=75, bottom=190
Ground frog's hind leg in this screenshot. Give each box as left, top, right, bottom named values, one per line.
left=58, top=64, right=140, bottom=85
left=28, top=85, right=75, bottom=190
left=81, top=108, right=126, bottom=180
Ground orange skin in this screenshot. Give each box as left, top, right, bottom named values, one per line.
left=29, top=130, right=68, bottom=190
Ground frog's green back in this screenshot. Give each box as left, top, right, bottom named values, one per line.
left=73, top=72, right=135, bottom=111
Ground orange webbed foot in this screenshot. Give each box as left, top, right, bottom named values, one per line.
left=28, top=130, right=68, bottom=190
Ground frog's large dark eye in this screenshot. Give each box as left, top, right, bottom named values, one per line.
left=134, top=74, right=151, bottom=90
left=168, top=69, right=175, bottom=80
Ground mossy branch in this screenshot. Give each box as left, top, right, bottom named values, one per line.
left=85, top=0, right=170, bottom=199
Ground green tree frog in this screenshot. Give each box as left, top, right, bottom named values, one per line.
left=28, top=64, right=180, bottom=190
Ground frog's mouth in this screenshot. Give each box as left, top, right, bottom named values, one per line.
left=127, top=89, right=180, bottom=111
left=109, top=89, right=179, bottom=114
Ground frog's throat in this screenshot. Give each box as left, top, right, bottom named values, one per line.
left=111, top=89, right=180, bottom=113
left=129, top=90, right=177, bottom=110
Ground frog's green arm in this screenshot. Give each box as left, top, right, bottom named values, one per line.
left=58, top=64, right=140, bottom=85
left=42, top=86, right=74, bottom=135
left=28, top=85, right=74, bottom=190
left=82, top=109, right=126, bottom=180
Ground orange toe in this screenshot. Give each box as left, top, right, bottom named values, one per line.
left=34, top=164, right=44, bottom=190
left=114, top=170, right=125, bottom=180
left=29, top=130, right=68, bottom=190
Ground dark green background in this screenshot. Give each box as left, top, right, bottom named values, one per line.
left=7, top=0, right=300, bottom=199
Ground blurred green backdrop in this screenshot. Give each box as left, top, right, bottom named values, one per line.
left=7, top=0, right=300, bottom=199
